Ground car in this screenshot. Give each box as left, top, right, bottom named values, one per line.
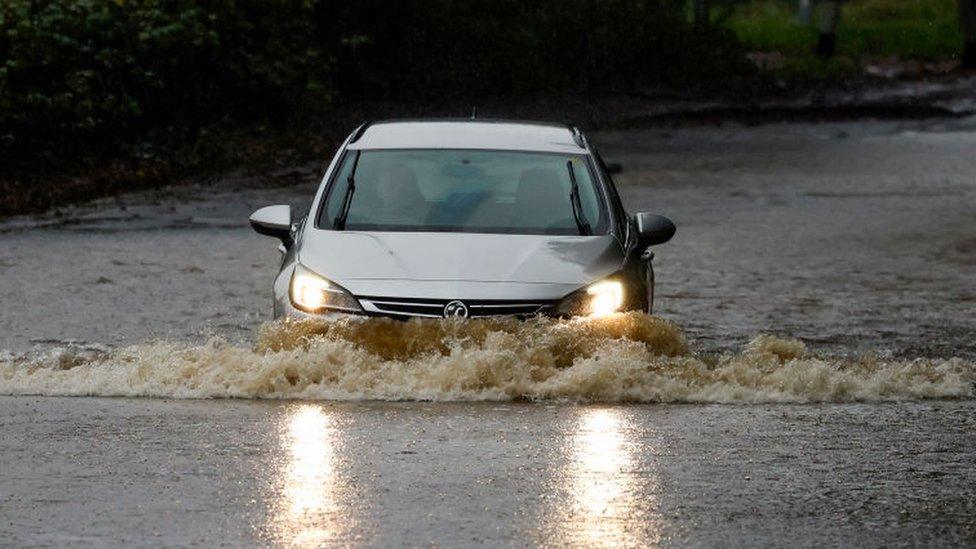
left=249, top=119, right=675, bottom=320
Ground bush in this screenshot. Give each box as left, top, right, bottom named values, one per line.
left=0, top=0, right=329, bottom=168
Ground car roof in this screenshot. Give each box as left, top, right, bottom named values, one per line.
left=347, top=119, right=587, bottom=154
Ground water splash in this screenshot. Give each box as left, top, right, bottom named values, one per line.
left=0, top=313, right=972, bottom=403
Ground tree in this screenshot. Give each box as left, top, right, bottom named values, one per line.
left=693, top=0, right=709, bottom=25
left=815, top=0, right=843, bottom=58
left=962, top=0, right=976, bottom=69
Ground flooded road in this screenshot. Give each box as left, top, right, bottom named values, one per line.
left=3, top=398, right=974, bottom=547
left=1, top=118, right=975, bottom=546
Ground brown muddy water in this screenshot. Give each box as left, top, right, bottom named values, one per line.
left=1, top=119, right=975, bottom=547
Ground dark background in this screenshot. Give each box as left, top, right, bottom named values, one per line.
left=0, top=0, right=971, bottom=215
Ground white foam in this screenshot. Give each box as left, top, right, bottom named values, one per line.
left=1, top=314, right=972, bottom=403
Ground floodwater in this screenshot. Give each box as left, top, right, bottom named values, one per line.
left=1, top=118, right=974, bottom=546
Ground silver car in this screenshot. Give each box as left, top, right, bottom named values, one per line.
left=250, top=119, right=675, bottom=320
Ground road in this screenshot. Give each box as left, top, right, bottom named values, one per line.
left=1, top=118, right=974, bottom=546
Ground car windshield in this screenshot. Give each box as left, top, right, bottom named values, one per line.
left=318, top=150, right=608, bottom=235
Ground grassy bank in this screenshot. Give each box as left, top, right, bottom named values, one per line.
left=727, top=0, right=963, bottom=78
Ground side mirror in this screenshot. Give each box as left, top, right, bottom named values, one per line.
left=634, top=213, right=675, bottom=246
left=605, top=162, right=623, bottom=175
left=250, top=205, right=293, bottom=247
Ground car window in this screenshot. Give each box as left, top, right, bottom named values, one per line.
left=319, top=150, right=608, bottom=235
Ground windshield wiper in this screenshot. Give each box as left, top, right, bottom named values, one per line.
left=333, top=151, right=361, bottom=230
left=567, top=161, right=592, bottom=235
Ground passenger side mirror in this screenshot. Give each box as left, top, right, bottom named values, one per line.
left=634, top=213, right=675, bottom=246
left=605, top=162, right=623, bottom=175
left=250, top=205, right=293, bottom=247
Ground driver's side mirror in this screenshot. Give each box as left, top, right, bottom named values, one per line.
left=634, top=212, right=675, bottom=246
left=250, top=205, right=293, bottom=247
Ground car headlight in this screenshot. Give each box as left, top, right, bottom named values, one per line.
left=555, top=279, right=625, bottom=317
left=290, top=264, right=363, bottom=313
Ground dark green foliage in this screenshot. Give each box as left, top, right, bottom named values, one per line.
left=0, top=0, right=743, bottom=173
left=1, top=0, right=328, bottom=168
left=322, top=0, right=744, bottom=98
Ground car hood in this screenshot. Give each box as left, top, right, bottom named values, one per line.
left=297, top=231, right=624, bottom=299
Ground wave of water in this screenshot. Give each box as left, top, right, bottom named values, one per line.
left=0, top=313, right=972, bottom=403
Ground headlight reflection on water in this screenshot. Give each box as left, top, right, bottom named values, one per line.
left=266, top=406, right=659, bottom=546
left=563, top=409, right=660, bottom=547
left=270, top=404, right=354, bottom=547
left=286, top=406, right=333, bottom=518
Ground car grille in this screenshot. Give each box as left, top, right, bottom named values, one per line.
left=357, top=296, right=556, bottom=319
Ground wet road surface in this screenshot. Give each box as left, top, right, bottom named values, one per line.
left=1, top=118, right=975, bottom=546
left=2, top=398, right=974, bottom=547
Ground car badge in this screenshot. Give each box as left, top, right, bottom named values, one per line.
left=443, top=300, right=469, bottom=318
